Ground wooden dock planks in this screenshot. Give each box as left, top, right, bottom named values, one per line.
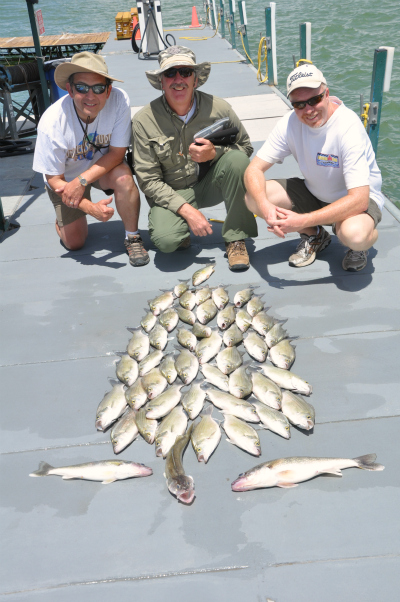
left=0, top=32, right=110, bottom=49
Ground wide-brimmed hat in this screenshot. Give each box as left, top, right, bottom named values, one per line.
left=54, top=51, right=123, bottom=91
left=286, top=64, right=326, bottom=97
left=145, top=46, right=211, bottom=90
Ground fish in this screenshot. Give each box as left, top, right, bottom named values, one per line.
left=174, top=279, right=190, bottom=298
left=140, top=311, right=157, bottom=333
left=149, top=323, right=170, bottom=351
left=216, top=346, right=243, bottom=375
left=217, top=304, right=236, bottom=330
left=268, top=339, right=296, bottom=370
left=281, top=390, right=315, bottom=430
left=265, top=320, right=289, bottom=348
left=223, top=323, right=243, bottom=347
left=141, top=368, right=168, bottom=399
left=126, top=327, right=150, bottom=361
left=259, top=364, right=312, bottom=396
left=179, top=290, right=197, bottom=311
left=176, top=306, right=196, bottom=326
left=233, top=286, right=259, bottom=308
left=181, top=381, right=206, bottom=419
left=246, top=295, right=265, bottom=317
left=196, top=298, right=218, bottom=325
left=135, top=407, right=158, bottom=444
left=177, top=328, right=197, bottom=352
left=29, top=460, right=153, bottom=484
left=115, top=352, right=139, bottom=387
left=110, top=408, right=139, bottom=453
left=165, top=423, right=196, bottom=504
left=229, top=364, right=253, bottom=399
left=212, top=285, right=230, bottom=309
left=223, top=414, right=261, bottom=456
left=191, top=405, right=221, bottom=463
left=175, top=348, right=199, bottom=385
left=192, top=263, right=215, bottom=287
left=145, top=384, right=183, bottom=420
left=159, top=352, right=178, bottom=384
left=252, top=401, right=290, bottom=439
left=95, top=380, right=127, bottom=431
left=138, top=349, right=163, bottom=376
left=159, top=308, right=179, bottom=332
left=200, top=363, right=230, bottom=392
left=148, top=291, right=175, bottom=316
left=195, top=285, right=212, bottom=305
left=251, top=310, right=277, bottom=337
left=125, top=377, right=148, bottom=410
left=250, top=370, right=282, bottom=410
left=235, top=308, right=253, bottom=332
left=192, top=322, right=212, bottom=338
left=155, top=406, right=188, bottom=458
left=243, top=331, right=268, bottom=362
left=195, top=329, right=222, bottom=364
left=231, top=454, right=385, bottom=491
left=205, top=387, right=259, bottom=422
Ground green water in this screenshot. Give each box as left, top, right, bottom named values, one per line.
left=1, top=0, right=398, bottom=203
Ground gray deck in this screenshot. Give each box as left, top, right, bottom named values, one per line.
left=1, top=26, right=399, bottom=602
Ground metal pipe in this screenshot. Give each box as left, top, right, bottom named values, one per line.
left=25, top=1, right=50, bottom=113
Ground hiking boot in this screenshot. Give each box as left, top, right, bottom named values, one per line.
left=124, top=234, right=150, bottom=267
left=177, top=235, right=191, bottom=250
left=225, top=240, right=250, bottom=271
left=289, top=227, right=331, bottom=267
left=342, top=249, right=368, bottom=272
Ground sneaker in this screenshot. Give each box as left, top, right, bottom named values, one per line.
left=225, top=240, right=250, bottom=271
left=289, top=227, right=331, bottom=267
left=342, top=249, right=368, bottom=272
left=124, top=234, right=150, bottom=267
left=177, top=235, right=191, bottom=250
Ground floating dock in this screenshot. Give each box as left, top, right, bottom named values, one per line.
left=1, top=22, right=399, bottom=602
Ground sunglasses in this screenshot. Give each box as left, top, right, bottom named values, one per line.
left=163, top=67, right=195, bottom=79
left=72, top=83, right=109, bottom=95
left=291, top=90, right=326, bottom=110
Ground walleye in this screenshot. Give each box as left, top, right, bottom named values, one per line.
left=155, top=406, right=188, bottom=458
left=205, top=387, right=259, bottom=422
left=217, top=304, right=236, bottom=330
left=191, top=406, right=221, bottom=462
left=159, top=352, right=178, bottom=384
left=195, top=285, right=212, bottom=306
left=233, top=286, right=259, bottom=308
left=259, top=364, right=312, bottom=396
left=252, top=401, right=290, bottom=439
left=223, top=414, right=261, bottom=456
left=231, top=454, right=385, bottom=491
left=179, top=289, right=197, bottom=311
left=192, top=322, right=212, bottom=338
left=110, top=408, right=139, bottom=453
left=197, top=298, right=218, bottom=325
left=243, top=331, right=268, bottom=362
left=148, top=291, right=175, bottom=316
left=125, top=377, right=147, bottom=410
left=201, top=363, right=229, bottom=392
left=96, top=380, right=127, bottom=431
left=138, top=349, right=163, bottom=376
left=159, top=308, right=179, bottom=332
left=181, top=381, right=206, bottom=419
left=177, top=328, right=197, bottom=352
left=250, top=370, right=282, bottom=410
left=140, top=311, right=157, bottom=333
left=212, top=285, right=230, bottom=309
left=149, top=323, right=170, bottom=351
left=251, top=310, right=277, bottom=336
left=175, top=348, right=199, bottom=385
left=141, top=368, right=168, bottom=399
left=165, top=424, right=196, bottom=504
left=115, top=352, right=138, bottom=387
left=268, top=339, right=296, bottom=370
left=126, top=327, right=150, bottom=361
left=192, top=263, right=215, bottom=286
left=176, top=306, right=196, bottom=326
left=265, top=320, right=289, bottom=348
left=223, top=323, right=243, bottom=347
left=246, top=295, right=265, bottom=317
left=195, top=329, right=222, bottom=364
left=30, top=460, right=153, bottom=484
left=174, top=279, right=190, bottom=298
left=235, top=308, right=253, bottom=332
left=281, top=390, right=315, bottom=430
left=145, top=384, right=183, bottom=420
left=135, top=407, right=158, bottom=444
left=216, top=346, right=243, bottom=375
left=229, top=365, right=253, bottom=399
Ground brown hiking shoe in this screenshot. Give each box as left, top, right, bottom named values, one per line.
left=225, top=240, right=250, bottom=271
left=124, top=234, right=150, bottom=267
left=177, top=235, right=191, bottom=250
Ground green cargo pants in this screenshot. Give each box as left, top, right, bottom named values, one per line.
left=148, top=149, right=258, bottom=253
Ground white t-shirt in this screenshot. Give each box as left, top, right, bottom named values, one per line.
left=257, top=99, right=385, bottom=209
left=33, top=87, right=131, bottom=182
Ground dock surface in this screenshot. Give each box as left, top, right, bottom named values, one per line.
left=1, top=25, right=399, bottom=601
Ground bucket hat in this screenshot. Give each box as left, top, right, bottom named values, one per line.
left=54, top=51, right=123, bottom=91
left=286, top=64, right=326, bottom=97
left=145, top=46, right=211, bottom=90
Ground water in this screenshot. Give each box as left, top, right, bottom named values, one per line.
left=1, top=0, right=398, bottom=202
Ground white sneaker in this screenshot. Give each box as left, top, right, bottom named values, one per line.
left=288, top=227, right=331, bottom=267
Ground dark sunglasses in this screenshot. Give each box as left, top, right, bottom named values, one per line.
left=291, top=90, right=326, bottom=110
left=72, top=83, right=109, bottom=95
left=163, top=67, right=195, bottom=79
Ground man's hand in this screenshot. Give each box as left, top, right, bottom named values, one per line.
left=260, top=205, right=287, bottom=239
left=188, top=138, right=217, bottom=163
left=177, top=203, right=213, bottom=237
left=267, top=207, right=309, bottom=234
left=56, top=177, right=86, bottom=208
left=87, top=197, right=114, bottom=222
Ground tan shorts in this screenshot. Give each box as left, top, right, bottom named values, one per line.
left=273, top=177, right=382, bottom=233
left=46, top=180, right=114, bottom=228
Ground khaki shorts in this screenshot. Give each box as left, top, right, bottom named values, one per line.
left=273, top=177, right=382, bottom=233
left=46, top=180, right=114, bottom=228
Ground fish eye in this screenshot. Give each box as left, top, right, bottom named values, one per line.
left=285, top=426, right=290, bottom=430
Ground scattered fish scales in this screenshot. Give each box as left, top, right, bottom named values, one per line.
left=192, top=322, right=212, bottom=339
left=212, top=285, right=230, bottom=309
left=126, top=327, right=150, bottom=361
left=148, top=291, right=175, bottom=316
left=231, top=454, right=384, bottom=491
left=179, top=290, right=197, bottom=311
left=176, top=306, right=196, bottom=326
left=125, top=377, right=148, bottom=410
left=135, top=407, right=158, bottom=444
left=159, top=353, right=178, bottom=384
left=252, top=311, right=277, bottom=336
left=181, top=381, right=206, bottom=419
left=252, top=401, right=290, bottom=439
left=145, top=384, right=184, bottom=420
left=205, top=387, right=259, bottom=423
left=141, top=311, right=157, bottom=333
left=95, top=380, right=127, bottom=432
left=192, top=264, right=215, bottom=287
left=200, top=363, right=229, bottom=392
left=141, top=368, right=168, bottom=399
left=191, top=406, right=221, bottom=463
left=165, top=423, right=196, bottom=504
left=250, top=370, right=282, bottom=410
left=216, top=346, right=243, bottom=375
left=217, top=304, right=236, bottom=330
left=243, top=331, right=268, bottom=362
left=155, top=406, right=188, bottom=458
left=110, top=408, right=139, bottom=453
left=223, top=323, right=243, bottom=347
left=234, top=286, right=259, bottom=308
left=281, top=390, right=315, bottom=431
left=246, top=296, right=265, bottom=318
left=229, top=364, right=253, bottom=399
left=115, top=353, right=138, bottom=387
left=223, top=414, right=261, bottom=456
left=29, top=460, right=152, bottom=484
left=177, top=328, right=197, bottom=352
left=174, top=279, right=190, bottom=298
left=196, top=298, right=218, bottom=325
left=149, top=323, right=170, bottom=351
left=195, top=329, right=222, bottom=364
left=265, top=321, right=289, bottom=348
left=159, top=308, right=179, bottom=332
left=139, top=349, right=163, bottom=376
left=175, top=348, right=199, bottom=385
left=259, top=364, right=312, bottom=396
left=268, top=338, right=296, bottom=370
left=195, top=285, right=212, bottom=305
left=236, top=308, right=253, bottom=332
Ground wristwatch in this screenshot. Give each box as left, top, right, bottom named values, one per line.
left=77, top=174, right=88, bottom=186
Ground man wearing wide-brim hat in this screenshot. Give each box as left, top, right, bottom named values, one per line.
left=132, top=46, right=257, bottom=270
left=33, top=51, right=149, bottom=267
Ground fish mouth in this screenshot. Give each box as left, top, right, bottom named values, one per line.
left=231, top=478, right=248, bottom=492
left=178, top=489, right=195, bottom=504
left=306, top=420, right=314, bottom=430
left=197, top=453, right=205, bottom=463
left=95, top=419, right=104, bottom=431
left=140, top=467, right=153, bottom=476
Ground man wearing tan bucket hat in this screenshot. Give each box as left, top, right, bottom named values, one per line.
left=132, top=46, right=257, bottom=270
left=33, top=51, right=149, bottom=267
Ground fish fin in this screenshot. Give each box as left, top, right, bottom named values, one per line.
left=276, top=469, right=298, bottom=482
left=127, top=326, right=142, bottom=333
left=29, top=461, right=54, bottom=477
left=108, top=378, right=121, bottom=387
left=200, top=405, right=214, bottom=417
left=353, top=453, right=385, bottom=471
left=62, top=476, right=76, bottom=480
left=102, top=479, right=117, bottom=484
left=225, top=438, right=235, bottom=445
left=322, top=469, right=343, bottom=476
left=277, top=482, right=298, bottom=488
left=113, top=351, right=126, bottom=357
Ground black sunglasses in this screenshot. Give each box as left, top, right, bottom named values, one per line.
left=163, top=67, right=195, bottom=79
left=291, top=90, right=326, bottom=110
left=73, top=83, right=109, bottom=95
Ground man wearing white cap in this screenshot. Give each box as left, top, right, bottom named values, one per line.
left=244, top=63, right=384, bottom=272
left=33, top=52, right=149, bottom=267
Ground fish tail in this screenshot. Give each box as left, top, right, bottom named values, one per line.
left=29, top=461, right=54, bottom=477
left=353, top=453, right=385, bottom=471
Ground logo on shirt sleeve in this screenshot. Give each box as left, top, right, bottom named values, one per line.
left=316, top=153, right=339, bottom=168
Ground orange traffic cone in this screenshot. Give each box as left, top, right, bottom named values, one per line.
left=189, top=6, right=200, bottom=28
left=132, top=16, right=141, bottom=40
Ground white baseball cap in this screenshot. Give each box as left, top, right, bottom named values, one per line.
left=286, top=64, right=326, bottom=96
